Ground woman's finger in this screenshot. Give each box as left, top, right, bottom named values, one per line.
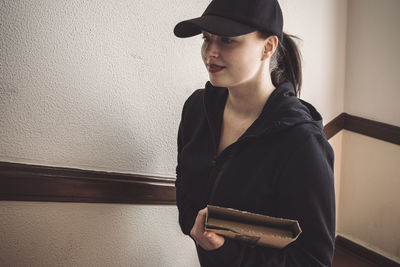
left=190, top=208, right=207, bottom=239
left=205, top=231, right=223, bottom=242
left=202, top=230, right=225, bottom=250
left=197, top=208, right=207, bottom=228
left=191, top=207, right=225, bottom=250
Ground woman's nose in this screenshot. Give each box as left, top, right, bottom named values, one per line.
left=204, top=41, right=219, bottom=58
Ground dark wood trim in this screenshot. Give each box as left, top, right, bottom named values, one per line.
left=324, top=113, right=345, bottom=139
left=0, top=161, right=176, bottom=205
left=1, top=112, right=399, bottom=205
left=343, top=113, right=400, bottom=145
left=323, top=113, right=400, bottom=146
left=335, top=235, right=400, bottom=267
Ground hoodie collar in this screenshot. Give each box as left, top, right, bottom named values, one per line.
left=203, top=81, right=323, bottom=142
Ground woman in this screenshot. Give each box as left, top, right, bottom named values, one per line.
left=173, top=0, right=335, bottom=266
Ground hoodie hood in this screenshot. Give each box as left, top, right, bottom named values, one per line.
left=203, top=81, right=323, bottom=140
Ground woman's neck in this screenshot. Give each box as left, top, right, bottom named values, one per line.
left=226, top=77, right=275, bottom=119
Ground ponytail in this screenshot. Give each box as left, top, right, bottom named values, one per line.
left=259, top=31, right=303, bottom=97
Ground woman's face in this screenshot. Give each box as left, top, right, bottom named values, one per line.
left=201, top=30, right=269, bottom=88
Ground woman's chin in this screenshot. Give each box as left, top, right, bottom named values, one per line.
left=209, top=77, right=228, bottom=88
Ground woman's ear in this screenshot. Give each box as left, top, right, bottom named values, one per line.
left=262, top=35, right=278, bottom=60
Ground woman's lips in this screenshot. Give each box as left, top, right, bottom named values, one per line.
left=208, top=64, right=225, bottom=73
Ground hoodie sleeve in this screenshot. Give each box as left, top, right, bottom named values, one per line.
left=198, top=133, right=336, bottom=267
left=175, top=120, right=198, bottom=237
left=175, top=97, right=200, bottom=240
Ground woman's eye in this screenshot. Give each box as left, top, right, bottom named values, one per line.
left=221, top=37, right=233, bottom=44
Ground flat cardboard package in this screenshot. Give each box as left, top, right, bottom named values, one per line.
left=205, top=205, right=302, bottom=248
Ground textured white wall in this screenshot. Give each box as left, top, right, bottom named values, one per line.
left=344, top=0, right=400, bottom=126
left=0, top=0, right=211, bottom=175
left=0, top=202, right=199, bottom=267
left=0, top=0, right=347, bottom=266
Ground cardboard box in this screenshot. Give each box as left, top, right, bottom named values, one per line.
left=205, top=205, right=302, bottom=248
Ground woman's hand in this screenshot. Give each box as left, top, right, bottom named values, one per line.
left=190, top=208, right=225, bottom=251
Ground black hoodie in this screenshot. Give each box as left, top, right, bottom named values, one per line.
left=175, top=81, right=335, bottom=266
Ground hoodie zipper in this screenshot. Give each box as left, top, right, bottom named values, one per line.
left=206, top=123, right=281, bottom=204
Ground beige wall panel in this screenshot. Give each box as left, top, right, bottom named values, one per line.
left=338, top=130, right=400, bottom=262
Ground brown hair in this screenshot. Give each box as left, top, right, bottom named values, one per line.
left=258, top=31, right=303, bottom=97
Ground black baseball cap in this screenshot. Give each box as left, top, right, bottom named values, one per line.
left=173, top=0, right=283, bottom=40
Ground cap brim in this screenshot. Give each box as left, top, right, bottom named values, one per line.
left=174, top=15, right=256, bottom=38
